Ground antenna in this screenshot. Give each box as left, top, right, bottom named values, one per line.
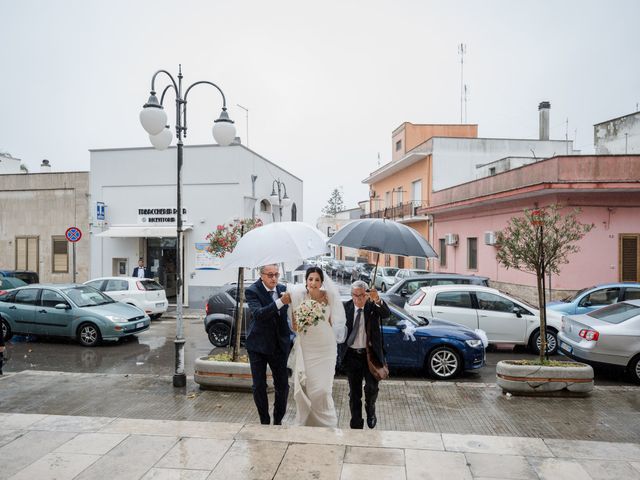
left=237, top=104, right=249, bottom=147
left=377, top=152, right=381, bottom=166
left=464, top=84, right=469, bottom=123
left=458, top=43, right=466, bottom=124
left=565, top=118, right=569, bottom=154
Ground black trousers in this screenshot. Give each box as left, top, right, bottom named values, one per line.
left=343, top=348, right=379, bottom=429
left=248, top=349, right=289, bottom=425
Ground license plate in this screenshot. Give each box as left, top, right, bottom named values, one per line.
left=137, top=322, right=143, bottom=328
left=155, top=302, right=164, bottom=307
left=560, top=341, right=572, bottom=354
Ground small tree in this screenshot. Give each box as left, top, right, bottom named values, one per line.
left=496, top=205, right=594, bottom=364
left=322, top=187, right=345, bottom=216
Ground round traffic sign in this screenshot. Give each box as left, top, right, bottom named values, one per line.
left=65, top=227, right=82, bottom=243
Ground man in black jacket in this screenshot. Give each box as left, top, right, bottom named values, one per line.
left=245, top=264, right=291, bottom=425
left=132, top=259, right=152, bottom=279
left=339, top=280, right=390, bottom=429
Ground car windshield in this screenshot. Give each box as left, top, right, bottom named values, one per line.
left=391, top=306, right=428, bottom=326
left=63, top=286, right=115, bottom=307
left=562, top=287, right=593, bottom=302
left=383, top=268, right=399, bottom=276
left=588, top=302, right=640, bottom=324
left=140, top=280, right=164, bottom=291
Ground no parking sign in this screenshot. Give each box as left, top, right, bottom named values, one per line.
left=65, top=227, right=82, bottom=243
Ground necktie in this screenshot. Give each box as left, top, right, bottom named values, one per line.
left=270, top=290, right=278, bottom=303
left=347, top=309, right=363, bottom=347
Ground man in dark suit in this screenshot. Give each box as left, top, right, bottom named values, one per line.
left=339, top=280, right=390, bottom=429
left=132, top=258, right=152, bottom=279
left=245, top=264, right=292, bottom=425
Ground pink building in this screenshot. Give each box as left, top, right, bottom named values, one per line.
left=420, top=155, right=640, bottom=302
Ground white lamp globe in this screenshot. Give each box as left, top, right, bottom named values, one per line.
left=149, top=126, right=172, bottom=150
left=212, top=109, right=236, bottom=146
left=140, top=106, right=168, bottom=136
left=282, top=195, right=292, bottom=206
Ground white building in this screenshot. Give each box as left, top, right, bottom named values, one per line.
left=0, top=153, right=25, bottom=174
left=595, top=111, right=640, bottom=154
left=90, top=143, right=302, bottom=308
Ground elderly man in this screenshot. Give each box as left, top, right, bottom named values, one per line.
left=339, top=280, right=390, bottom=429
left=245, top=264, right=292, bottom=425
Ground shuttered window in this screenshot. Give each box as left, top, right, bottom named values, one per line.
left=52, top=236, right=69, bottom=273
left=468, top=237, right=478, bottom=270
left=15, top=237, right=39, bottom=273
left=439, top=238, right=447, bottom=267
left=620, top=235, right=640, bottom=282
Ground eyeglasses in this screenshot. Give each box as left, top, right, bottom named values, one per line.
left=352, top=293, right=367, bottom=298
left=262, top=272, right=280, bottom=279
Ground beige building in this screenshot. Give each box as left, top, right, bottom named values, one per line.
left=0, top=170, right=90, bottom=283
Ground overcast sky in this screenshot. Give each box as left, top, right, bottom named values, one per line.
left=1, top=0, right=639, bottom=224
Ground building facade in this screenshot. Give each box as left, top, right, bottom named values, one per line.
left=595, top=111, right=640, bottom=155
left=90, top=144, right=302, bottom=309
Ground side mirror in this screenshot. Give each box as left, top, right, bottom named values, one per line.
left=512, top=307, right=522, bottom=318
left=400, top=288, right=409, bottom=296
left=55, top=303, right=70, bottom=310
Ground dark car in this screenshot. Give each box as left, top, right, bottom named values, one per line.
left=0, top=270, right=40, bottom=285
left=353, top=263, right=375, bottom=283
left=382, top=273, right=490, bottom=307
left=0, top=277, right=28, bottom=294
left=337, top=261, right=357, bottom=281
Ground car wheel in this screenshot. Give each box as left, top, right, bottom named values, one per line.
left=381, top=283, right=387, bottom=292
left=77, top=323, right=102, bottom=347
left=207, top=322, right=231, bottom=347
left=150, top=313, right=162, bottom=320
left=628, top=355, right=640, bottom=384
left=426, top=346, right=462, bottom=380
left=1, top=318, right=12, bottom=342
left=531, top=329, right=558, bottom=355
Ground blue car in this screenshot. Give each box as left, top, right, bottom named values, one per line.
left=342, top=301, right=484, bottom=380
left=547, top=283, right=640, bottom=315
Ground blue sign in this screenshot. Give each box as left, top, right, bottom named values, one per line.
left=65, top=227, right=82, bottom=243
left=96, top=202, right=105, bottom=221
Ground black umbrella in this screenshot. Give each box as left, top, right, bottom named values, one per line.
left=327, top=218, right=438, bottom=286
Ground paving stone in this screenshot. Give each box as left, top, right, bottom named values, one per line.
left=579, top=459, right=640, bottom=479
left=465, top=453, right=538, bottom=479
left=443, top=433, right=553, bottom=457
left=0, top=430, right=77, bottom=478
left=544, top=438, right=640, bottom=461
left=29, top=414, right=115, bottom=432
left=528, top=457, right=592, bottom=480
left=633, top=462, right=640, bottom=474
left=0, top=412, right=48, bottom=429
left=141, top=468, right=211, bottom=480
left=54, top=432, right=129, bottom=455
left=208, top=440, right=288, bottom=480
left=156, top=437, right=234, bottom=470
left=405, top=449, right=472, bottom=480
left=9, top=452, right=100, bottom=480
left=340, top=463, right=406, bottom=480
left=343, top=446, right=405, bottom=466
left=101, top=418, right=242, bottom=439
left=0, top=429, right=23, bottom=448
left=274, top=443, right=345, bottom=480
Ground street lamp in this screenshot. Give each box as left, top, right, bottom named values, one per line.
left=139, top=65, right=236, bottom=388
left=270, top=179, right=291, bottom=222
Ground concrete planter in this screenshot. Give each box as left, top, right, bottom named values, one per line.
left=496, top=360, right=594, bottom=396
left=194, top=357, right=272, bottom=392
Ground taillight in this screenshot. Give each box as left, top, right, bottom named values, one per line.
left=0, top=290, right=6, bottom=295
left=409, top=291, right=426, bottom=306
left=205, top=303, right=210, bottom=315
left=579, top=329, right=599, bottom=341
left=136, top=281, right=145, bottom=291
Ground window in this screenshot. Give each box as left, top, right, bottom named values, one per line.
left=620, top=235, right=639, bottom=282
left=414, top=257, right=426, bottom=269
left=260, top=199, right=271, bottom=213
left=439, top=239, right=447, bottom=267
left=476, top=291, right=515, bottom=313
left=15, top=236, right=39, bottom=273
left=14, top=288, right=39, bottom=305
left=41, top=289, right=68, bottom=308
left=385, top=191, right=391, bottom=208
left=579, top=288, right=620, bottom=307
left=412, top=180, right=422, bottom=203
left=396, top=187, right=404, bottom=205
left=489, top=167, right=496, bottom=176
left=405, top=280, right=431, bottom=295
left=52, top=236, right=69, bottom=273
left=395, top=140, right=402, bottom=152
left=291, top=203, right=297, bottom=221
left=467, top=237, right=478, bottom=270
left=384, top=254, right=391, bottom=267
left=588, top=302, right=640, bottom=324
left=397, top=256, right=405, bottom=269
left=85, top=280, right=104, bottom=291
left=434, top=291, right=473, bottom=309
left=624, top=288, right=640, bottom=301
left=105, top=279, right=129, bottom=292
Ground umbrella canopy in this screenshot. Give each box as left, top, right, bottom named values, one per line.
left=221, top=221, right=330, bottom=269
left=327, top=218, right=438, bottom=258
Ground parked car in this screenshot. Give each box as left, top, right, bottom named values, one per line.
left=0, top=270, right=40, bottom=285
left=383, top=273, right=490, bottom=308
left=394, top=269, right=430, bottom=282
left=0, top=277, right=28, bottom=294
left=352, top=263, right=375, bottom=283
left=372, top=267, right=399, bottom=291
left=558, top=300, right=640, bottom=383
left=404, top=285, right=562, bottom=354
left=316, top=256, right=333, bottom=270
left=547, top=283, right=640, bottom=315
left=326, top=259, right=342, bottom=277
left=84, top=277, right=168, bottom=319
left=336, top=260, right=357, bottom=281
left=0, top=284, right=150, bottom=347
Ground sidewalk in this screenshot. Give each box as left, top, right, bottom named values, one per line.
left=1, top=371, right=640, bottom=479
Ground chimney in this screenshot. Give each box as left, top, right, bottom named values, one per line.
left=538, top=101, right=550, bottom=140
left=40, top=159, right=52, bottom=173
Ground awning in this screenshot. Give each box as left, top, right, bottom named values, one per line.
left=95, top=224, right=193, bottom=238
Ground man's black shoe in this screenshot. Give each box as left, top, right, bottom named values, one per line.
left=350, top=418, right=364, bottom=429
left=367, top=414, right=377, bottom=429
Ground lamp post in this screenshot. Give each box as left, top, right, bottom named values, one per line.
left=139, top=65, right=236, bottom=388
left=270, top=179, right=291, bottom=222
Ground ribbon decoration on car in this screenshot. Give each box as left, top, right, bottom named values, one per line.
left=398, top=320, right=417, bottom=342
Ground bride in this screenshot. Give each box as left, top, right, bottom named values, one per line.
left=288, top=266, right=347, bottom=427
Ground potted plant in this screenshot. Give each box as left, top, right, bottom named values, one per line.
left=494, top=205, right=595, bottom=395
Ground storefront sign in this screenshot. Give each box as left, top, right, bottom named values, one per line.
left=137, top=207, right=188, bottom=224
left=194, top=242, right=221, bottom=270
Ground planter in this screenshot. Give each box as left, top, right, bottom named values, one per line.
left=496, top=360, right=594, bottom=396
left=194, top=357, right=272, bottom=392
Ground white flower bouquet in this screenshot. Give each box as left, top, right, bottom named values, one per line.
left=294, top=299, right=326, bottom=334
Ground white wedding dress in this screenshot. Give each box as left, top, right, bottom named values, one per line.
left=288, top=283, right=347, bottom=427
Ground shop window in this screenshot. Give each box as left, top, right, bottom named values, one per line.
left=52, top=236, right=69, bottom=273
left=439, top=238, right=447, bottom=267
left=467, top=237, right=478, bottom=270
left=16, top=236, right=39, bottom=273
left=620, top=235, right=640, bottom=282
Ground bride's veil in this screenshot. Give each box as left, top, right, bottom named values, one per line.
left=323, top=274, right=347, bottom=343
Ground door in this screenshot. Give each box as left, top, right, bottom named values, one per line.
left=475, top=291, right=527, bottom=343
left=36, top=289, right=73, bottom=335
left=382, top=310, right=419, bottom=367
left=12, top=288, right=40, bottom=334
left=431, top=290, right=478, bottom=329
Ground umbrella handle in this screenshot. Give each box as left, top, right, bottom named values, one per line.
left=370, top=253, right=380, bottom=290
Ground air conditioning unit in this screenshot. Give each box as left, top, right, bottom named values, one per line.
left=445, top=233, right=459, bottom=246
left=484, top=231, right=498, bottom=246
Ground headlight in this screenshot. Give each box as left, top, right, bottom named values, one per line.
left=466, top=339, right=483, bottom=348
left=104, top=315, right=123, bottom=323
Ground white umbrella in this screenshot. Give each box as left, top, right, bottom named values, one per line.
left=221, top=221, right=329, bottom=269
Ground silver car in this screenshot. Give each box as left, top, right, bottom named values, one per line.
left=558, top=300, right=640, bottom=383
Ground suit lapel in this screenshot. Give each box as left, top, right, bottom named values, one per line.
left=254, top=280, right=272, bottom=305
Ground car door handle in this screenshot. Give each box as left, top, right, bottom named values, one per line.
left=38, top=309, right=47, bottom=313
left=479, top=314, right=489, bottom=317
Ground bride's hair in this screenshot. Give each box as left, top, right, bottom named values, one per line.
left=305, top=266, right=324, bottom=283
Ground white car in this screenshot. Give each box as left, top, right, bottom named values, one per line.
left=84, top=277, right=168, bottom=319
left=404, top=284, right=562, bottom=354
left=373, top=267, right=399, bottom=292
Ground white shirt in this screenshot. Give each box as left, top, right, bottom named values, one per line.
left=350, top=307, right=367, bottom=349
left=262, top=282, right=284, bottom=310
left=137, top=267, right=145, bottom=278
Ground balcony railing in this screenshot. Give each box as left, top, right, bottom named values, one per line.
left=363, top=201, right=428, bottom=220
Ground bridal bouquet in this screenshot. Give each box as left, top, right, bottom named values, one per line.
left=294, top=299, right=326, bottom=334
